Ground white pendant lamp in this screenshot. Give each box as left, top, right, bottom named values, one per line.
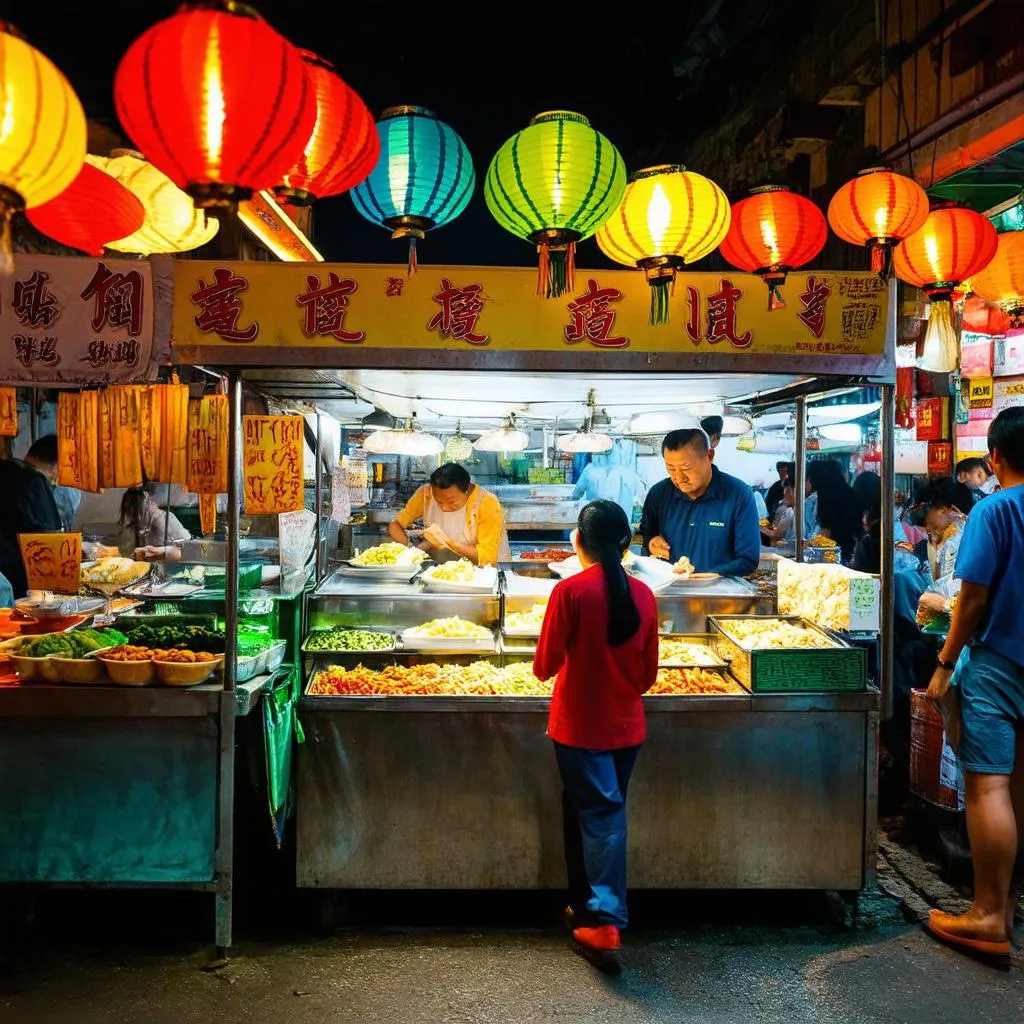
left=557, top=389, right=614, bottom=454
left=363, top=416, right=442, bottom=456
left=474, top=414, right=529, bottom=453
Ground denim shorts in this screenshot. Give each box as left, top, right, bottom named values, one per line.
left=957, top=645, right=1024, bottom=775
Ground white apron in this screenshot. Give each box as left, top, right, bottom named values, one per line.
left=423, top=485, right=512, bottom=565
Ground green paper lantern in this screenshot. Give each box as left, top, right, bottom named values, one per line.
left=485, top=111, right=626, bottom=297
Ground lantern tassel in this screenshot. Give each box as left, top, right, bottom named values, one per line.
left=871, top=243, right=894, bottom=282
left=650, top=278, right=672, bottom=327
left=768, top=283, right=786, bottom=312
left=537, top=242, right=550, bottom=297
left=407, top=236, right=418, bottom=276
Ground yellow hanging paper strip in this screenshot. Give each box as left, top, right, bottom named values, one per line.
left=187, top=394, right=229, bottom=494
left=57, top=392, right=83, bottom=488
left=79, top=390, right=99, bottom=493
left=97, top=389, right=116, bottom=491
left=199, top=493, right=217, bottom=537
left=111, top=385, right=143, bottom=488
left=139, top=385, right=163, bottom=481
left=0, top=388, right=17, bottom=437
left=167, top=384, right=190, bottom=486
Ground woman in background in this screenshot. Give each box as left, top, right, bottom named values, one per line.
left=807, top=460, right=865, bottom=562
left=119, top=484, right=191, bottom=560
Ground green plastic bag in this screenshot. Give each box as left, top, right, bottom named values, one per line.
left=263, top=665, right=305, bottom=846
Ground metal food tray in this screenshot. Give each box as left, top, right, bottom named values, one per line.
left=236, top=640, right=288, bottom=683
left=301, top=627, right=396, bottom=655
left=657, top=633, right=728, bottom=669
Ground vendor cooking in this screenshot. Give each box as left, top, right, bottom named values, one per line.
left=640, top=428, right=760, bottom=576
left=388, top=462, right=511, bottom=566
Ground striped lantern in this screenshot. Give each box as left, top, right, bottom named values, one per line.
left=485, top=111, right=626, bottom=298
left=719, top=185, right=827, bottom=310
left=894, top=202, right=998, bottom=373
left=351, top=106, right=474, bottom=272
left=827, top=167, right=929, bottom=279
left=971, top=230, right=1024, bottom=325
left=114, top=1, right=316, bottom=210
left=596, top=165, right=730, bottom=325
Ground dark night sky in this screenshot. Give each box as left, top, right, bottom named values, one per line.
left=13, top=1, right=709, bottom=268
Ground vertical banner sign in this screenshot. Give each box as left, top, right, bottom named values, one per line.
left=915, top=398, right=943, bottom=441
left=927, top=441, right=952, bottom=477
left=19, top=532, right=82, bottom=594
left=187, top=395, right=229, bottom=536
left=0, top=387, right=17, bottom=436
left=243, top=415, right=305, bottom=515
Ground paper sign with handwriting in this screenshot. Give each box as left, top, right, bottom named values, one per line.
left=19, top=532, right=82, bottom=594
left=243, top=415, right=305, bottom=515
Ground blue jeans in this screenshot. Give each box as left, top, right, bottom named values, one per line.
left=553, top=741, right=641, bottom=929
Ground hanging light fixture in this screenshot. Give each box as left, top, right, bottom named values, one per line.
left=351, top=106, right=475, bottom=272
left=361, top=408, right=397, bottom=430
left=444, top=420, right=474, bottom=462
left=0, top=23, right=87, bottom=271
left=827, top=167, right=929, bottom=278
left=718, top=185, right=828, bottom=310
left=557, top=391, right=614, bottom=454
left=364, top=417, right=442, bottom=457
left=27, top=163, right=145, bottom=256
left=893, top=202, right=998, bottom=373
left=474, top=414, right=529, bottom=453
left=596, top=165, right=730, bottom=324
left=274, top=50, right=378, bottom=207
left=626, top=410, right=699, bottom=435
left=114, top=1, right=316, bottom=210
left=970, top=230, right=1024, bottom=326
left=485, top=111, right=626, bottom=297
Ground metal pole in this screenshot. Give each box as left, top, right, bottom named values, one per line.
left=794, top=396, right=807, bottom=561
left=29, top=388, right=37, bottom=445
left=314, top=410, right=324, bottom=583
left=214, top=370, right=241, bottom=955
left=879, top=383, right=896, bottom=721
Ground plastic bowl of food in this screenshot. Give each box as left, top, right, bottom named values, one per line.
left=49, top=656, right=105, bottom=684
left=152, top=652, right=223, bottom=687
left=10, top=653, right=52, bottom=681
left=96, top=647, right=156, bottom=686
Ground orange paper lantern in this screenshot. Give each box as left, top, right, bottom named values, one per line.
left=27, top=163, right=144, bottom=256
left=970, top=230, right=1024, bottom=325
left=274, top=51, right=378, bottom=206
left=827, top=167, right=929, bottom=277
left=718, top=186, right=827, bottom=310
left=114, top=1, right=316, bottom=209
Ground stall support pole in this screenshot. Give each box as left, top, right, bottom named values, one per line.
left=215, top=371, right=242, bottom=955
left=314, top=410, right=325, bottom=583
left=879, top=383, right=895, bottom=721
left=794, top=397, right=807, bottom=561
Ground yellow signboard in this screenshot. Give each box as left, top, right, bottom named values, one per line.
left=19, top=532, right=82, bottom=595
left=243, top=415, right=304, bottom=516
left=968, top=376, right=994, bottom=408
left=171, top=262, right=888, bottom=359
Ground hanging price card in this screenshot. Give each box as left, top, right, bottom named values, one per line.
left=243, top=415, right=305, bottom=515
left=19, top=532, right=82, bottom=594
left=0, top=388, right=17, bottom=437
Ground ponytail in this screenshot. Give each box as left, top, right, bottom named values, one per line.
left=577, top=500, right=641, bottom=646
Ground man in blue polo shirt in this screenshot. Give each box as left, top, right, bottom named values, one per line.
left=640, top=428, right=760, bottom=576
left=925, top=406, right=1024, bottom=963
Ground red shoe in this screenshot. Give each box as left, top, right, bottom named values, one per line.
left=573, top=925, right=622, bottom=951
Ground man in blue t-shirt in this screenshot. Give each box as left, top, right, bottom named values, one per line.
left=925, top=406, right=1024, bottom=962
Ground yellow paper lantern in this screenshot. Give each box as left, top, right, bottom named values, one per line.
left=85, top=150, right=219, bottom=255
left=596, top=165, right=730, bottom=324
left=0, top=23, right=87, bottom=267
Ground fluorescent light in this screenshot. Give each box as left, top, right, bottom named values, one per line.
left=818, top=423, right=863, bottom=443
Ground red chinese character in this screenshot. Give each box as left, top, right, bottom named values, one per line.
left=296, top=273, right=365, bottom=343
left=797, top=275, right=831, bottom=339
left=685, top=286, right=701, bottom=345
left=706, top=279, right=752, bottom=348
left=563, top=279, right=628, bottom=349
left=12, top=270, right=61, bottom=329
left=191, top=267, right=259, bottom=343
left=385, top=276, right=404, bottom=297
left=428, top=278, right=488, bottom=345
left=80, top=262, right=145, bottom=336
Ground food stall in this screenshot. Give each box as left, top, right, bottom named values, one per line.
left=169, top=259, right=896, bottom=904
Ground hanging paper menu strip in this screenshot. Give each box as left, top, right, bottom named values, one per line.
left=57, top=392, right=84, bottom=489
left=187, top=395, right=229, bottom=495
left=243, top=415, right=305, bottom=515
left=112, top=385, right=143, bottom=488
left=139, top=385, right=162, bottom=481
left=79, top=390, right=99, bottom=492
left=0, top=388, right=17, bottom=437
left=199, top=493, right=217, bottom=537
left=19, top=532, right=82, bottom=595
left=97, top=389, right=116, bottom=490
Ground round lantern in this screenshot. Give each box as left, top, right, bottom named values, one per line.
left=970, top=230, right=1024, bottom=326
left=114, top=1, right=316, bottom=210
left=827, top=167, right=929, bottom=278
left=85, top=151, right=219, bottom=255
left=485, top=111, right=626, bottom=298
left=0, top=23, right=87, bottom=269
left=351, top=106, right=474, bottom=273
left=274, top=51, right=378, bottom=206
left=596, top=165, right=730, bottom=325
left=719, top=186, right=827, bottom=310
left=27, top=163, right=144, bottom=256
left=893, top=202, right=997, bottom=373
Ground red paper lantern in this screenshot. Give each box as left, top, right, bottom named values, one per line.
left=27, top=163, right=144, bottom=256
left=114, top=1, right=316, bottom=209
left=274, top=51, right=379, bottom=206
left=718, top=185, right=827, bottom=310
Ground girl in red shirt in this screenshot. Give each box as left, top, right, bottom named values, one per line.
left=534, top=500, right=659, bottom=973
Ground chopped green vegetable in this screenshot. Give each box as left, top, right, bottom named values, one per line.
left=305, top=628, right=393, bottom=652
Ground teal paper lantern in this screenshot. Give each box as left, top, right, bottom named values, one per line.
left=351, top=105, right=474, bottom=271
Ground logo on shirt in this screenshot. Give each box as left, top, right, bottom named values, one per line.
left=709, top=521, right=726, bottom=528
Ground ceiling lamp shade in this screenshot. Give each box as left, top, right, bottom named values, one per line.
left=893, top=202, right=998, bottom=373
left=827, top=167, right=929, bottom=278
left=274, top=51, right=378, bottom=206
left=86, top=151, right=219, bottom=255
left=719, top=186, right=827, bottom=310
left=363, top=419, right=443, bottom=457
left=970, top=230, right=1024, bottom=326
left=361, top=408, right=396, bottom=430
left=557, top=429, right=614, bottom=455
left=0, top=23, right=87, bottom=270
left=485, top=111, right=626, bottom=298
left=114, top=1, right=316, bottom=210
left=351, top=106, right=474, bottom=272
left=27, top=163, right=144, bottom=256
left=596, top=165, right=730, bottom=325
left=474, top=415, right=529, bottom=453
left=626, top=410, right=699, bottom=435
